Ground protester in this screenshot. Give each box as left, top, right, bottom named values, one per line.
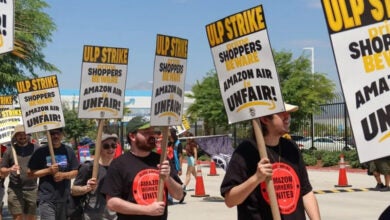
left=368, top=157, right=390, bottom=191
left=220, top=103, right=321, bottom=219
left=28, top=128, right=79, bottom=220
left=114, top=138, right=123, bottom=159
left=170, top=128, right=183, bottom=176
left=101, top=116, right=184, bottom=219
left=0, top=143, right=8, bottom=220
left=1, top=125, right=38, bottom=220
left=168, top=128, right=186, bottom=204
left=71, top=133, right=118, bottom=220
left=183, top=133, right=198, bottom=191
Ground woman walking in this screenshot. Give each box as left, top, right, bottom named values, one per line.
left=183, top=133, right=198, bottom=191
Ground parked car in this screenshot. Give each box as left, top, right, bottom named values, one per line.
left=296, top=137, right=352, bottom=151
left=290, top=135, right=306, bottom=141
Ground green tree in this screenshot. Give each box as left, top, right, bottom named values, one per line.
left=186, top=50, right=336, bottom=134
left=275, top=50, right=336, bottom=132
left=0, top=0, right=59, bottom=94
left=185, top=70, right=227, bottom=135
left=62, top=104, right=96, bottom=147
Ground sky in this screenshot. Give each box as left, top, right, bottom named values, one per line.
left=42, top=0, right=340, bottom=91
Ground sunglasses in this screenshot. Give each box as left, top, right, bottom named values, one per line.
left=103, top=143, right=117, bottom=150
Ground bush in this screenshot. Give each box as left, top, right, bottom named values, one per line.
left=343, top=150, right=362, bottom=168
left=302, top=149, right=363, bottom=169
left=321, top=151, right=340, bottom=167
left=302, top=153, right=317, bottom=166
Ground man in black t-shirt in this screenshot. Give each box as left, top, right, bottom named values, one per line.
left=101, top=116, right=184, bottom=220
left=28, top=128, right=79, bottom=220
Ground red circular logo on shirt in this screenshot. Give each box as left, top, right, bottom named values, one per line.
left=133, top=169, right=166, bottom=205
left=260, top=162, right=300, bottom=214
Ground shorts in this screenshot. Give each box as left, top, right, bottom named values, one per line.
left=187, top=156, right=195, bottom=167
left=7, top=188, right=38, bottom=215
left=369, top=158, right=390, bottom=175
left=39, top=200, right=67, bottom=220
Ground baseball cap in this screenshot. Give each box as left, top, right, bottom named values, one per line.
left=49, top=127, right=64, bottom=135
left=101, top=133, right=118, bottom=142
left=127, top=116, right=151, bottom=133
left=11, top=124, right=26, bottom=139
left=284, top=103, right=299, bottom=112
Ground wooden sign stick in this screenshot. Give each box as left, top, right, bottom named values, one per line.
left=46, top=130, right=57, bottom=166
left=157, top=126, right=169, bottom=202
left=252, top=119, right=281, bottom=220
left=10, top=141, right=20, bottom=175
left=92, top=119, right=104, bottom=179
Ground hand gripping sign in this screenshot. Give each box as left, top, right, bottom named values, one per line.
left=206, top=5, right=287, bottom=220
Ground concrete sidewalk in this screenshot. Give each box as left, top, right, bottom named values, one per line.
left=168, top=163, right=389, bottom=220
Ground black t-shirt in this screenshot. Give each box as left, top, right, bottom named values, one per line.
left=28, top=144, right=79, bottom=202
left=73, top=161, right=116, bottom=219
left=220, top=138, right=312, bottom=220
left=101, top=151, right=179, bottom=220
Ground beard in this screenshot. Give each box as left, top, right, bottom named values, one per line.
left=135, top=136, right=156, bottom=152
left=16, top=138, right=28, bottom=146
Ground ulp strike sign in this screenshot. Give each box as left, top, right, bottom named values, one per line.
left=0, top=109, right=22, bottom=144
left=205, top=5, right=284, bottom=124
left=321, top=0, right=390, bottom=162
left=78, top=45, right=128, bottom=119
left=150, top=34, right=187, bottom=126
left=0, top=0, right=13, bottom=54
left=0, top=95, right=14, bottom=111
left=16, top=75, right=65, bottom=133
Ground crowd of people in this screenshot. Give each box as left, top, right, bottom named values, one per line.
left=0, top=104, right=389, bottom=219
left=0, top=116, right=190, bottom=220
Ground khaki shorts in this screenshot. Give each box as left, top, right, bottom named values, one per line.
left=7, top=188, right=37, bottom=215
left=369, top=158, right=390, bottom=175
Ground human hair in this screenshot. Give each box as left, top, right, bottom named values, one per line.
left=126, top=131, right=135, bottom=147
left=251, top=115, right=274, bottom=139
left=170, top=128, right=178, bottom=142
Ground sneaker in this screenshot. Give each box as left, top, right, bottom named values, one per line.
left=183, top=185, right=187, bottom=191
left=179, top=191, right=187, bottom=203
left=379, top=186, right=390, bottom=192
left=374, top=183, right=385, bottom=190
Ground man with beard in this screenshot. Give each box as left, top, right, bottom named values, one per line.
left=101, top=116, right=184, bottom=220
left=1, top=125, right=38, bottom=220
left=28, top=128, right=79, bottom=220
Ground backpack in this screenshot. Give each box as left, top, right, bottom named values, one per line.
left=67, top=160, right=93, bottom=220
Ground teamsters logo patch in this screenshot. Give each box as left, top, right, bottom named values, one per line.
left=133, top=169, right=166, bottom=205
left=260, top=162, right=300, bottom=214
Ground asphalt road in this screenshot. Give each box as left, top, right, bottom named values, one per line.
left=169, top=164, right=389, bottom=220
left=1, top=164, right=388, bottom=220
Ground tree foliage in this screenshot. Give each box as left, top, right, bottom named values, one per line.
left=0, top=0, right=59, bottom=95
left=186, top=50, right=336, bottom=134
left=62, top=104, right=96, bottom=147
left=275, top=50, right=336, bottom=131
left=185, top=70, right=227, bottom=135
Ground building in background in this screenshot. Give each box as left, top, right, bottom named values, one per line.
left=60, top=89, right=194, bottom=122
